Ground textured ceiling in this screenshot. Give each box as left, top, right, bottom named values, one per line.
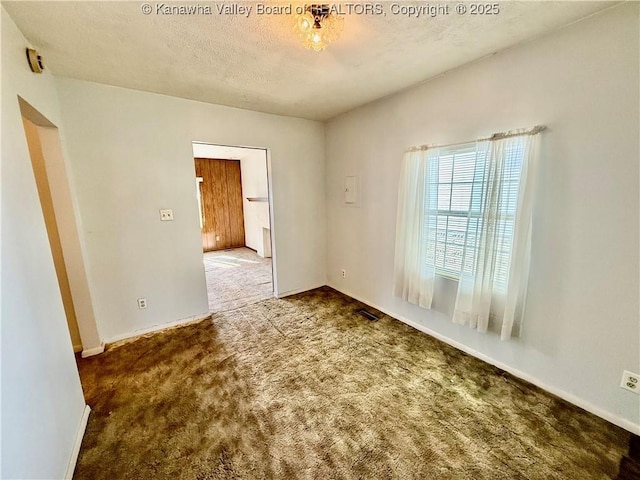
left=3, top=1, right=615, bottom=120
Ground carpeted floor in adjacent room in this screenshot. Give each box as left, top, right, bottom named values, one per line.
left=203, top=247, right=273, bottom=313
left=75, top=287, right=628, bottom=479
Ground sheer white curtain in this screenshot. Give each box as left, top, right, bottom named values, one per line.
left=393, top=148, right=439, bottom=308
left=453, top=131, right=541, bottom=340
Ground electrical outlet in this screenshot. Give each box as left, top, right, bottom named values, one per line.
left=137, top=298, right=147, bottom=309
left=341, top=269, right=346, bottom=278
left=620, top=370, right=640, bottom=394
left=159, top=209, right=174, bottom=221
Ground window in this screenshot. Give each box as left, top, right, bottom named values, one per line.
left=424, top=140, right=525, bottom=290
left=394, top=127, right=542, bottom=338
left=196, top=177, right=204, bottom=228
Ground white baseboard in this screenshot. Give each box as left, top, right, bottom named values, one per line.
left=64, top=405, right=91, bottom=480
left=328, top=283, right=640, bottom=436
left=276, top=283, right=325, bottom=299
left=80, top=343, right=104, bottom=358
left=106, top=312, right=211, bottom=344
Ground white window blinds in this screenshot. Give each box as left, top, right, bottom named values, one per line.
left=394, top=127, right=542, bottom=340
left=424, top=141, right=524, bottom=290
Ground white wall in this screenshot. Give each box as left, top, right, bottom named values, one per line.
left=55, top=78, right=325, bottom=341
left=1, top=8, right=87, bottom=478
left=240, top=151, right=271, bottom=257
left=325, top=4, right=640, bottom=432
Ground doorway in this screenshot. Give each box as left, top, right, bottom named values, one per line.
left=192, top=143, right=274, bottom=312
left=19, top=96, right=102, bottom=356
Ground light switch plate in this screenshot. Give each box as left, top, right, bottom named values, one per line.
left=160, top=209, right=174, bottom=221
left=345, top=176, right=357, bottom=204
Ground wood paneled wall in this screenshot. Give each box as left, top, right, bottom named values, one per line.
left=195, top=158, right=245, bottom=252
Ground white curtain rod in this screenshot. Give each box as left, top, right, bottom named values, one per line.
left=407, top=125, right=546, bottom=152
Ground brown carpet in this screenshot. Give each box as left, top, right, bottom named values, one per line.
left=75, top=287, right=628, bottom=479
left=204, top=247, right=273, bottom=313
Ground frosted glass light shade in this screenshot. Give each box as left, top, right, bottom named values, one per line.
left=293, top=7, right=343, bottom=51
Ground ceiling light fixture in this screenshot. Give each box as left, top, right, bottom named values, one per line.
left=294, top=4, right=344, bottom=51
